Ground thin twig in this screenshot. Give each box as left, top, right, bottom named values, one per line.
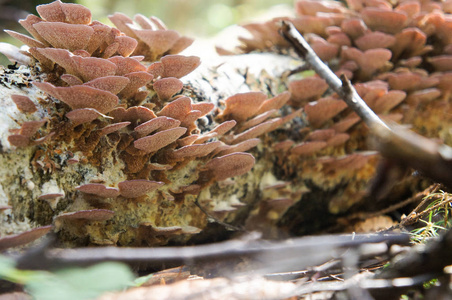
left=401, top=191, right=452, bottom=227
left=279, top=21, right=452, bottom=187
left=343, top=183, right=441, bottom=223
left=194, top=199, right=243, bottom=232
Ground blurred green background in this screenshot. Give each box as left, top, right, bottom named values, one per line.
left=0, top=0, right=293, bottom=65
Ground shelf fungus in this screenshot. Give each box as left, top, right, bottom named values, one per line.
left=222, top=0, right=452, bottom=235
left=0, top=0, right=299, bottom=248
left=2, top=0, right=452, bottom=248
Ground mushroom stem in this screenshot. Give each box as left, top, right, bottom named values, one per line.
left=280, top=21, right=452, bottom=187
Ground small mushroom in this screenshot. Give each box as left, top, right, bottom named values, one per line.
left=0, top=226, right=52, bottom=251
left=56, top=209, right=115, bottom=221
left=153, top=77, right=183, bottom=100
left=109, top=106, right=157, bottom=123
left=215, top=138, right=260, bottom=156
left=361, top=7, right=407, bottom=34
left=201, top=152, right=255, bottom=181
left=8, top=135, right=31, bottom=147
left=169, top=141, right=221, bottom=159
left=306, top=129, right=336, bottom=141
left=33, top=22, right=94, bottom=51
left=157, top=96, right=192, bottom=120
left=100, top=122, right=131, bottom=135
left=355, top=31, right=396, bottom=51
left=231, top=119, right=279, bottom=144
left=160, top=55, right=201, bottom=79
left=304, top=97, right=347, bottom=128
left=134, top=127, right=187, bottom=153
left=118, top=71, right=153, bottom=100
left=289, top=77, right=328, bottom=104
left=326, top=133, right=350, bottom=147
left=108, top=56, right=147, bottom=76
left=134, top=116, right=180, bottom=136
left=83, top=76, right=130, bottom=94
left=290, top=141, right=327, bottom=156
left=66, top=108, right=109, bottom=125
left=428, top=55, right=452, bottom=72
left=34, top=82, right=119, bottom=114
left=256, top=91, right=290, bottom=115
left=37, top=0, right=92, bottom=24
left=118, top=179, right=164, bottom=198
left=76, top=183, right=120, bottom=198
left=220, top=92, right=267, bottom=122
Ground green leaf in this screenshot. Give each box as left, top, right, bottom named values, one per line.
left=26, top=262, right=134, bottom=300
left=0, top=255, right=51, bottom=284
left=133, top=273, right=154, bottom=287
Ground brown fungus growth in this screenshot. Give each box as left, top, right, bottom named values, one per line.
left=153, top=77, right=183, bottom=100
left=199, top=153, right=255, bottom=183
left=76, top=184, right=120, bottom=198
left=134, top=127, right=187, bottom=153
left=55, top=209, right=115, bottom=222
left=2, top=0, right=452, bottom=248
left=11, top=95, right=37, bottom=113
left=108, top=13, right=193, bottom=61
left=0, top=226, right=52, bottom=251
left=118, top=180, right=164, bottom=198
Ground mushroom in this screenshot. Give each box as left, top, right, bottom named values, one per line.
left=118, top=179, right=164, bottom=198
left=133, top=127, right=187, bottom=153
left=0, top=226, right=52, bottom=251
left=76, top=184, right=120, bottom=198
left=200, top=152, right=255, bottom=182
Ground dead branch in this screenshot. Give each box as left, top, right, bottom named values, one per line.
left=279, top=21, right=452, bottom=188
left=15, top=233, right=408, bottom=272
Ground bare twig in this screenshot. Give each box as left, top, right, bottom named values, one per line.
left=279, top=21, right=452, bottom=187
left=194, top=199, right=243, bottom=232
left=400, top=190, right=452, bottom=227
left=341, top=183, right=441, bottom=224
left=15, top=233, right=408, bottom=272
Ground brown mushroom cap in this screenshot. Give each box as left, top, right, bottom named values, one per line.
left=134, top=116, right=181, bottom=136
left=355, top=31, right=396, bottom=51
left=76, top=183, right=120, bottom=198
left=289, top=77, right=329, bottom=104
left=83, top=76, right=130, bottom=94
left=134, top=127, right=187, bottom=153
left=37, top=0, right=92, bottom=24
left=160, top=55, right=201, bottom=78
left=304, top=97, right=348, bottom=128
left=66, top=108, right=108, bottom=124
left=33, top=22, right=94, bottom=51
left=215, top=138, right=260, bottom=156
left=153, top=77, right=183, bottom=100
left=100, top=122, right=131, bottom=135
left=133, top=29, right=179, bottom=57
left=157, top=96, right=192, bottom=120
left=34, top=82, right=119, bottom=114
left=11, top=95, right=37, bottom=113
left=231, top=119, right=279, bottom=144
left=202, top=152, right=255, bottom=181
left=361, top=8, right=408, bottom=34
left=0, top=225, right=52, bottom=251
left=56, top=209, right=115, bottom=221
left=118, top=179, right=164, bottom=198
left=170, top=141, right=222, bottom=159
left=8, top=135, right=31, bottom=147
left=220, top=92, right=267, bottom=122
left=290, top=141, right=327, bottom=156
left=256, top=91, right=290, bottom=115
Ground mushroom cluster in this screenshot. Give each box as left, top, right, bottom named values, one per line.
left=0, top=1, right=298, bottom=247
left=229, top=0, right=452, bottom=221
